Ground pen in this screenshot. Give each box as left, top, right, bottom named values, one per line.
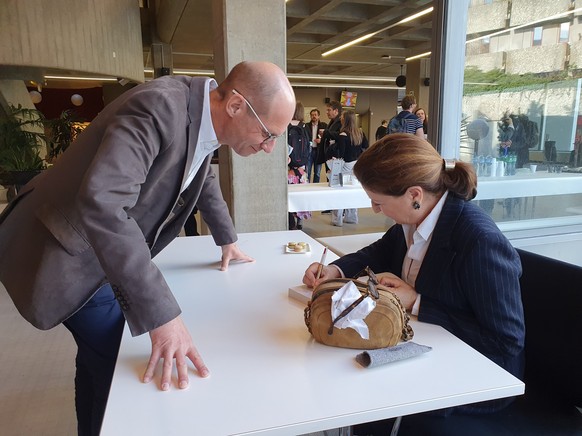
left=315, top=247, right=328, bottom=280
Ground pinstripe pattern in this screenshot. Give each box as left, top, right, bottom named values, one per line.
left=333, top=194, right=525, bottom=393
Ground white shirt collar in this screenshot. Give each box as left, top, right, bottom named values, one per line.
left=181, top=78, right=220, bottom=192
left=198, top=79, right=219, bottom=150
left=402, top=190, right=449, bottom=259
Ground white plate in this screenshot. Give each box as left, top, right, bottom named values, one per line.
left=285, top=243, right=311, bottom=254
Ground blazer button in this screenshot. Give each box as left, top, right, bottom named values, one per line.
left=177, top=197, right=185, bottom=207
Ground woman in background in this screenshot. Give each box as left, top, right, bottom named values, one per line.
left=328, top=110, right=368, bottom=226
left=287, top=101, right=312, bottom=230
left=414, top=107, right=428, bottom=139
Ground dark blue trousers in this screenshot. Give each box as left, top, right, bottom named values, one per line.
left=63, top=283, right=125, bottom=436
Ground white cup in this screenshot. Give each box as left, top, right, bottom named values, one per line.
left=529, top=164, right=537, bottom=173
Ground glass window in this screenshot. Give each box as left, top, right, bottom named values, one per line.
left=559, top=22, right=569, bottom=43
left=532, top=26, right=542, bottom=46
left=455, top=1, right=582, bottom=235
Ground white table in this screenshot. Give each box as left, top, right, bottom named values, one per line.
left=101, top=231, right=524, bottom=436
left=318, top=232, right=385, bottom=256
left=288, top=183, right=371, bottom=212
left=288, top=173, right=582, bottom=212
left=473, top=171, right=582, bottom=200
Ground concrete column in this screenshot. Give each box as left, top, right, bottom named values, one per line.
left=151, top=42, right=173, bottom=78
left=147, top=0, right=173, bottom=78
left=0, top=0, right=143, bottom=83
left=212, top=0, right=288, bottom=233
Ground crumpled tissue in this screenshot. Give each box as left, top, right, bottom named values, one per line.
left=331, top=281, right=376, bottom=339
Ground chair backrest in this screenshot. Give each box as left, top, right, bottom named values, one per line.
left=517, top=248, right=582, bottom=406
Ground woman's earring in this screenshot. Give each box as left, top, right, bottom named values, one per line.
left=413, top=201, right=421, bottom=210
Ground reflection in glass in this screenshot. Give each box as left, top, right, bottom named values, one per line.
left=460, top=1, right=582, bottom=224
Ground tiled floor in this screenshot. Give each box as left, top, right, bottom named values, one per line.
left=301, top=207, right=393, bottom=240
left=0, top=209, right=389, bottom=436
left=0, top=283, right=77, bottom=436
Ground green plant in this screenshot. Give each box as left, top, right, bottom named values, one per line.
left=46, top=109, right=84, bottom=160
left=0, top=104, right=46, bottom=172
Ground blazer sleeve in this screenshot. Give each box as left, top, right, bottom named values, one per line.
left=332, top=227, right=406, bottom=278
left=196, top=164, right=237, bottom=247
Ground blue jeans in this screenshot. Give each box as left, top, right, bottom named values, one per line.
left=307, top=147, right=321, bottom=183
left=63, top=283, right=125, bottom=436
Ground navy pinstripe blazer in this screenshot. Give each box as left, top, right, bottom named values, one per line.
left=333, top=194, right=525, bottom=382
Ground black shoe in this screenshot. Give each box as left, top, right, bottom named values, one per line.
left=321, top=210, right=331, bottom=214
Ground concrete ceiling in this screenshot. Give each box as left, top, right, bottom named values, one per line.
left=144, top=0, right=434, bottom=87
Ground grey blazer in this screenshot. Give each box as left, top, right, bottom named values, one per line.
left=0, top=76, right=237, bottom=336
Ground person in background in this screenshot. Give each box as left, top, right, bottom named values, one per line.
left=375, top=119, right=388, bottom=141
left=315, top=100, right=342, bottom=171
left=387, top=95, right=424, bottom=138
left=303, top=134, right=524, bottom=434
left=316, top=100, right=343, bottom=214
left=305, top=108, right=327, bottom=183
left=287, top=101, right=312, bottom=230
left=0, top=61, right=295, bottom=436
left=327, top=110, right=368, bottom=226
left=414, top=107, right=428, bottom=139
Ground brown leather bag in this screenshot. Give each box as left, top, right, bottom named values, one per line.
left=304, top=268, right=413, bottom=349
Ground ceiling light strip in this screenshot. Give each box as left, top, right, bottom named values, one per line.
left=322, top=6, right=433, bottom=57
left=405, top=51, right=431, bottom=61
left=288, top=73, right=395, bottom=82
left=290, top=82, right=399, bottom=90
left=44, top=75, right=118, bottom=82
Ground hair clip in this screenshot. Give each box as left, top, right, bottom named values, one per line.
left=443, top=159, right=456, bottom=171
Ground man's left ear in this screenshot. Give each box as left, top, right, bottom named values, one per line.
left=226, top=93, right=243, bottom=118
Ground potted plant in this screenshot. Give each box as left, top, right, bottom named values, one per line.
left=0, top=103, right=47, bottom=198
left=46, top=109, right=85, bottom=162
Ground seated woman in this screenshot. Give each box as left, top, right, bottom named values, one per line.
left=303, top=134, right=525, bottom=424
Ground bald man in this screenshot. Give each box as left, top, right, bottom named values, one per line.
left=0, top=61, right=295, bottom=435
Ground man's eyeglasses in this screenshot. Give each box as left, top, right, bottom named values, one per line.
left=232, top=89, right=284, bottom=144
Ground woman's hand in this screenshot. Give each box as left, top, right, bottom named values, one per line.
left=303, top=262, right=341, bottom=288
left=376, top=273, right=418, bottom=311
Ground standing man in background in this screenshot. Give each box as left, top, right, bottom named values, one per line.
left=316, top=100, right=342, bottom=165
left=375, top=119, right=388, bottom=141
left=387, top=95, right=424, bottom=138
left=305, top=108, right=327, bottom=182
left=0, top=61, right=295, bottom=436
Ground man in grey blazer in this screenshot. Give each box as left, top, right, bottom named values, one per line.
left=0, top=61, right=295, bottom=435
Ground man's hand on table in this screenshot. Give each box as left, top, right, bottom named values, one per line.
left=220, top=242, right=255, bottom=271
left=143, top=315, right=209, bottom=390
